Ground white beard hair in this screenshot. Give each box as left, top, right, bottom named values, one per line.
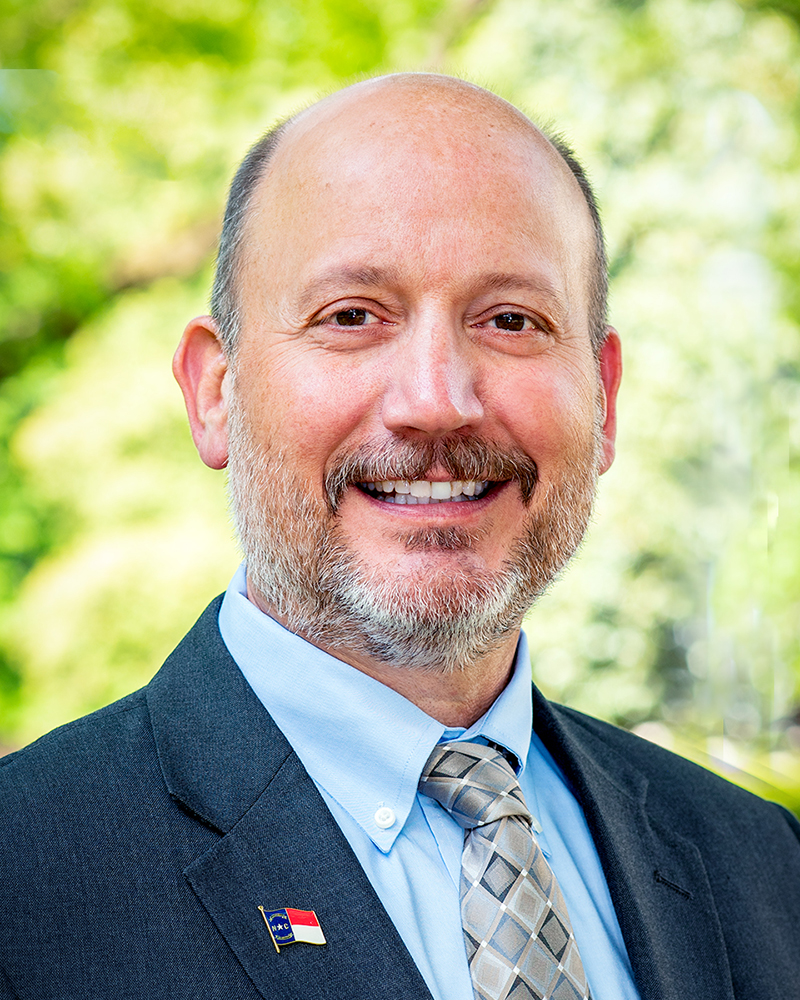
left=226, top=385, right=602, bottom=674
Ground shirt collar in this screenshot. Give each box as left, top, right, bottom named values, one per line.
left=219, top=564, right=533, bottom=852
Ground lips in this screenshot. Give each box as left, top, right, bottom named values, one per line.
left=325, top=435, right=538, bottom=511
left=358, top=479, right=491, bottom=504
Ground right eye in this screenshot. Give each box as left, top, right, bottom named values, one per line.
left=331, top=308, right=373, bottom=326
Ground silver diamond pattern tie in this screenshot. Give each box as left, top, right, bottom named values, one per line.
left=419, top=741, right=592, bottom=1000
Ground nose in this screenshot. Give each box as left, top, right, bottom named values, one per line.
left=380, top=319, right=484, bottom=437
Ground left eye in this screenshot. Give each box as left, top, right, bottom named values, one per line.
left=489, top=312, right=533, bottom=331
left=331, top=308, right=375, bottom=326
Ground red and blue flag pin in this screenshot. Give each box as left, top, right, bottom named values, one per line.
left=259, top=906, right=327, bottom=953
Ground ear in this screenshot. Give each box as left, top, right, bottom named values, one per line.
left=597, top=326, right=622, bottom=475
left=173, top=315, right=230, bottom=470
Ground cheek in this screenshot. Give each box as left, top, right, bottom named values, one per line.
left=494, top=366, right=599, bottom=466
left=240, top=351, right=381, bottom=467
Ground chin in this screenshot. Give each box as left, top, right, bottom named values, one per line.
left=286, top=553, right=539, bottom=674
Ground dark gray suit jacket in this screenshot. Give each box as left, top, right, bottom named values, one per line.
left=1, top=598, right=799, bottom=999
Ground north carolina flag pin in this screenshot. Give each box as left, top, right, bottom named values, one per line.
left=259, top=906, right=327, bottom=953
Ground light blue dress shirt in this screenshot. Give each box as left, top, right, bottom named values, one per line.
left=219, top=564, right=640, bottom=1000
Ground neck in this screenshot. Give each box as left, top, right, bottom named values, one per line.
left=246, top=580, right=520, bottom=728
left=319, top=638, right=520, bottom=729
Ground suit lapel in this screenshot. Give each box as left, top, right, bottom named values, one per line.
left=532, top=689, right=734, bottom=1000
left=147, top=600, right=432, bottom=1000
left=184, top=750, right=432, bottom=1000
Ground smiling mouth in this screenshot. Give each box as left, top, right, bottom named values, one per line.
left=357, top=479, right=493, bottom=504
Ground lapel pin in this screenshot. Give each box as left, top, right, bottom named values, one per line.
left=259, top=906, right=327, bottom=953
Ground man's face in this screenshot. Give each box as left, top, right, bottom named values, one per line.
left=222, top=80, right=619, bottom=670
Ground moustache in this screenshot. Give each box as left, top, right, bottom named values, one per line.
left=325, top=436, right=538, bottom=511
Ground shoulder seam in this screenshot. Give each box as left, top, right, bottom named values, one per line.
left=0, top=691, right=147, bottom=769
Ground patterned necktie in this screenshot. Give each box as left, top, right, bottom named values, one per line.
left=419, top=741, right=592, bottom=1000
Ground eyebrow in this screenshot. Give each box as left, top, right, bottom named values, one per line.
left=296, top=265, right=403, bottom=314
left=476, top=272, right=568, bottom=315
left=296, top=265, right=567, bottom=315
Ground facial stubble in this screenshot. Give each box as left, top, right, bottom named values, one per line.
left=227, top=389, right=602, bottom=673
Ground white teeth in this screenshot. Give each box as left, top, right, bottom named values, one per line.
left=360, top=479, right=491, bottom=503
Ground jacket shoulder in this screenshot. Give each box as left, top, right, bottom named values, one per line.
left=549, top=701, right=800, bottom=837
left=0, top=597, right=227, bottom=815
left=0, top=687, right=150, bottom=793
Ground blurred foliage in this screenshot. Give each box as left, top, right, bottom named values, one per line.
left=1, top=0, right=799, bottom=812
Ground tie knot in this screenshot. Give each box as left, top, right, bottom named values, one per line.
left=418, top=741, right=531, bottom=830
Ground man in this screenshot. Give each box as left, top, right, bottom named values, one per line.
left=0, top=74, right=798, bottom=1000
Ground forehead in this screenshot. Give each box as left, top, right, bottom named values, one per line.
left=239, top=79, right=594, bottom=318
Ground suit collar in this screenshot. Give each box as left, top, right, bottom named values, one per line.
left=530, top=687, right=734, bottom=1000
left=146, top=597, right=290, bottom=833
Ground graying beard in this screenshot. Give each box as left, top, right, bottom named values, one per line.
left=402, top=526, right=480, bottom=551
left=227, top=394, right=600, bottom=674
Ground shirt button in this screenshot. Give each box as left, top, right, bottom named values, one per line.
left=374, top=806, right=396, bottom=829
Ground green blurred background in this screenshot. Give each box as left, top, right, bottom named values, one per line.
left=2, top=0, right=799, bottom=812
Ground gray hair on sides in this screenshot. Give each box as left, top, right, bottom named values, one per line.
left=210, top=105, right=608, bottom=359
left=210, top=116, right=292, bottom=357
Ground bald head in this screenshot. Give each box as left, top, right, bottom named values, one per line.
left=211, top=74, right=607, bottom=356
left=281, top=74, right=540, bottom=151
